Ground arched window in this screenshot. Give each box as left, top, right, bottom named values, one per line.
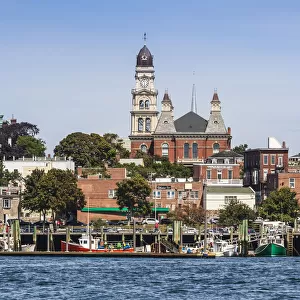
left=141, top=144, right=147, bottom=153
left=192, top=143, right=198, bottom=159
left=145, top=118, right=151, bottom=132
left=138, top=118, right=143, bottom=132
left=145, top=100, right=150, bottom=109
left=139, top=100, right=144, bottom=109
left=213, top=143, right=220, bottom=154
left=162, top=143, right=169, bottom=157
left=184, top=143, right=189, bottom=158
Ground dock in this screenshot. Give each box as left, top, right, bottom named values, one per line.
left=0, top=251, right=216, bottom=258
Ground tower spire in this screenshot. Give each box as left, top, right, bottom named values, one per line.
left=143, top=32, right=147, bottom=44
left=190, top=71, right=197, bottom=113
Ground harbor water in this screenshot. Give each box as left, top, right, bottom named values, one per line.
left=0, top=256, right=300, bottom=300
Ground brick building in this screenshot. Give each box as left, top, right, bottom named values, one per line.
left=129, top=41, right=231, bottom=166
left=243, top=137, right=289, bottom=204
left=76, top=167, right=203, bottom=223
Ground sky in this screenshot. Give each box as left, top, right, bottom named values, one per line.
left=1, top=1, right=300, bottom=155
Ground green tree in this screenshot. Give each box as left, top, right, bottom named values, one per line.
left=22, top=169, right=85, bottom=225
left=232, top=144, right=248, bottom=155
left=16, top=136, right=46, bottom=157
left=258, top=187, right=299, bottom=223
left=218, top=199, right=256, bottom=226
left=116, top=174, right=152, bottom=217
left=0, top=121, right=41, bottom=159
left=0, top=160, right=22, bottom=186
left=54, top=132, right=115, bottom=167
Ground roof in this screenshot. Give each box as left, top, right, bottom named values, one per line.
left=136, top=45, right=153, bottom=67
left=207, top=186, right=254, bottom=194
left=174, top=111, right=208, bottom=133
left=290, top=153, right=300, bottom=158
left=210, top=150, right=243, bottom=158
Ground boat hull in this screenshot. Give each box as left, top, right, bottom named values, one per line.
left=255, top=243, right=286, bottom=257
left=61, top=241, right=134, bottom=253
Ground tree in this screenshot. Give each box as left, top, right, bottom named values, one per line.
left=116, top=174, right=152, bottom=217
left=232, top=144, right=248, bottom=155
left=258, top=187, right=299, bottom=223
left=168, top=204, right=205, bottom=226
left=218, top=199, right=256, bottom=226
left=0, top=121, right=40, bottom=158
left=22, top=169, right=85, bottom=225
left=54, top=132, right=115, bottom=167
left=16, top=136, right=46, bottom=157
left=0, top=160, right=22, bottom=186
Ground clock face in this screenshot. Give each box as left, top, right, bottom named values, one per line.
left=140, top=77, right=149, bottom=88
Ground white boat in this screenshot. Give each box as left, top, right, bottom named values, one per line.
left=0, top=237, right=35, bottom=252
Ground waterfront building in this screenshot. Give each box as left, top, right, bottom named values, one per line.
left=0, top=186, right=20, bottom=222
left=129, top=40, right=232, bottom=166
left=243, top=137, right=288, bottom=205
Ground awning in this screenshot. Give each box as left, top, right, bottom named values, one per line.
left=81, top=207, right=169, bottom=213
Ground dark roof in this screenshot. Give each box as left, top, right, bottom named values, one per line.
left=212, top=92, right=219, bottom=101
left=174, top=111, right=208, bottom=133
left=210, top=150, right=243, bottom=158
left=136, top=45, right=153, bottom=67
left=291, top=153, right=300, bottom=158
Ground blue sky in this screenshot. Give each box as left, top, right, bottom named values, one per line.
left=1, top=1, right=300, bottom=155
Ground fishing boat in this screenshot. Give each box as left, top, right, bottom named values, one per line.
left=61, top=234, right=134, bottom=253
left=254, top=234, right=286, bottom=257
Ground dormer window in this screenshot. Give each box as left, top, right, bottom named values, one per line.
left=225, top=159, right=229, bottom=164
left=212, top=159, right=217, bottom=164
left=164, top=120, right=168, bottom=124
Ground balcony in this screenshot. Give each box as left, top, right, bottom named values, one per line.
left=205, top=179, right=243, bottom=186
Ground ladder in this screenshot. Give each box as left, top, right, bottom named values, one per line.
left=286, top=228, right=293, bottom=256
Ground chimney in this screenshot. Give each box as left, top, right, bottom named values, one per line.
left=282, top=141, right=286, bottom=148
left=77, top=166, right=83, bottom=177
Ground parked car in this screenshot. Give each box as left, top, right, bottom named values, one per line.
left=184, top=227, right=199, bottom=234
left=142, top=218, right=159, bottom=225
left=160, top=218, right=173, bottom=225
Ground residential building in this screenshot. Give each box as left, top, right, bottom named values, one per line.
left=3, top=156, right=75, bottom=178
left=243, top=137, right=288, bottom=204
left=0, top=186, right=20, bottom=222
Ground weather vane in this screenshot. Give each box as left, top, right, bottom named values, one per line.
left=144, top=32, right=147, bottom=44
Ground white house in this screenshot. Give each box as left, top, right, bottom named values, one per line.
left=3, top=156, right=75, bottom=178
left=206, top=186, right=255, bottom=211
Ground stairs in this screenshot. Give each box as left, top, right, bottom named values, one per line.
left=160, top=238, right=179, bottom=253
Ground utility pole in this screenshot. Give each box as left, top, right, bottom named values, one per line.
left=203, top=182, right=208, bottom=253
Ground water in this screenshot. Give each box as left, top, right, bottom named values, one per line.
left=0, top=256, right=300, bottom=300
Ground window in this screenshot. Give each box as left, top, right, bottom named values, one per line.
left=263, top=154, right=268, bottom=165
left=145, top=100, right=150, bottom=109
left=145, top=118, right=151, bottom=132
left=3, top=198, right=11, bottom=209
left=271, top=155, right=276, bottom=165
left=184, top=143, right=189, bottom=158
left=192, top=143, right=198, bottom=159
left=178, top=191, right=186, bottom=199
left=141, top=144, right=147, bottom=153
left=217, top=170, right=222, bottom=180
left=153, top=190, right=161, bottom=199
left=108, top=190, right=116, bottom=198
left=167, top=190, right=175, bottom=199
left=263, top=169, right=268, bottom=181
left=138, top=118, right=143, bottom=132
left=213, top=143, right=220, bottom=154
left=290, top=178, right=295, bottom=189
left=139, top=100, right=144, bottom=109
left=190, top=191, right=199, bottom=199
left=224, top=196, right=237, bottom=204
left=278, top=156, right=283, bottom=166
left=206, top=170, right=211, bottom=180
left=162, top=143, right=169, bottom=157
left=228, top=170, right=233, bottom=179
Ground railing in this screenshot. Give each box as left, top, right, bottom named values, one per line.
left=205, top=179, right=243, bottom=186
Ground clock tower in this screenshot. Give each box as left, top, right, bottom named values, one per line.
left=129, top=38, right=159, bottom=156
